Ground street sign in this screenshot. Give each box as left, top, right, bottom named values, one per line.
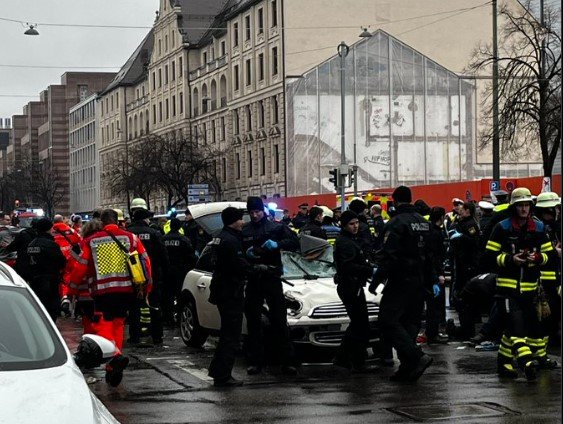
left=188, top=195, right=210, bottom=203
left=489, top=180, right=500, bottom=191
left=187, top=184, right=208, bottom=189
left=542, top=177, right=551, bottom=192
left=505, top=181, right=515, bottom=192
left=188, top=188, right=208, bottom=196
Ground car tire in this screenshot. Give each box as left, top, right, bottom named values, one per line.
left=179, top=297, right=209, bottom=347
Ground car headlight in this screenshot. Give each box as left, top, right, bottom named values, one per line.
left=284, top=292, right=303, bottom=316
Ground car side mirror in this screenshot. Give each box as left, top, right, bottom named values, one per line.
left=73, top=334, right=118, bottom=369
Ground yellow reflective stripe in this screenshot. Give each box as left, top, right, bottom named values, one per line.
left=497, top=253, right=507, bottom=267
left=501, top=335, right=513, bottom=346
left=486, top=240, right=501, bottom=251
left=540, top=271, right=557, bottom=281
left=511, top=337, right=526, bottom=344
left=541, top=253, right=549, bottom=265
left=498, top=346, right=513, bottom=358
left=520, top=282, right=538, bottom=291
left=516, top=347, right=532, bottom=357
left=497, top=278, right=517, bottom=288
left=541, top=242, right=553, bottom=252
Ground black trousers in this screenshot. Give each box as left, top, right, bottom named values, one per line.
left=208, top=297, right=244, bottom=380
left=425, top=289, right=443, bottom=340
left=128, top=286, right=163, bottom=342
left=162, top=269, right=186, bottom=324
left=379, top=284, right=425, bottom=367
left=244, top=275, right=295, bottom=367
left=335, top=282, right=369, bottom=367
left=30, top=275, right=60, bottom=322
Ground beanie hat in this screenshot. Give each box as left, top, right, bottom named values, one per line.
left=222, top=207, right=243, bottom=226
left=246, top=196, right=264, bottom=212
left=133, top=208, right=153, bottom=220
left=36, top=218, right=53, bottom=233
left=349, top=199, right=367, bottom=214
left=170, top=217, right=182, bottom=231
left=340, top=210, right=358, bottom=227
left=392, top=185, right=412, bottom=204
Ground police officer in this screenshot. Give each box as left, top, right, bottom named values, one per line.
left=27, top=218, right=67, bottom=321
left=369, top=204, right=386, bottom=251
left=242, top=196, right=299, bottom=375
left=183, top=208, right=210, bottom=255
left=208, top=207, right=257, bottom=387
left=162, top=218, right=197, bottom=325
left=348, top=198, right=376, bottom=260
left=128, top=206, right=170, bottom=345
left=6, top=218, right=38, bottom=282
left=370, top=186, right=436, bottom=382
left=299, top=206, right=327, bottom=240
left=449, top=202, right=481, bottom=339
left=292, top=203, right=309, bottom=229
left=333, top=210, right=378, bottom=373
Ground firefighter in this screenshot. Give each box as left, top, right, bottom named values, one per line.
left=70, top=209, right=152, bottom=386
left=27, top=218, right=67, bottom=322
left=52, top=214, right=82, bottom=317
left=485, top=187, right=556, bottom=380
left=242, top=196, right=299, bottom=375
left=332, top=210, right=378, bottom=373
left=162, top=218, right=197, bottom=325
left=370, top=186, right=437, bottom=382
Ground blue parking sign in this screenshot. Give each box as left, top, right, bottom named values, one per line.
left=489, top=180, right=499, bottom=191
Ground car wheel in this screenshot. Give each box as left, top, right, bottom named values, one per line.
left=179, top=298, right=209, bottom=347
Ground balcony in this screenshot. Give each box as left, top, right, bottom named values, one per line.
left=126, top=95, right=149, bottom=112
left=188, top=55, right=228, bottom=81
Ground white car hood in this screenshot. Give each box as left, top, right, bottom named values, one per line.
left=0, top=362, right=117, bottom=424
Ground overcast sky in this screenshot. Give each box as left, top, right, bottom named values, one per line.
left=0, top=0, right=158, bottom=120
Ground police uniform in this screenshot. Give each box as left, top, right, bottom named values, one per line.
left=373, top=195, right=436, bottom=381
left=28, top=231, right=67, bottom=321
left=128, top=219, right=170, bottom=344
left=299, top=220, right=327, bottom=240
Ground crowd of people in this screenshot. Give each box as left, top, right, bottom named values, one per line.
left=1, top=184, right=560, bottom=387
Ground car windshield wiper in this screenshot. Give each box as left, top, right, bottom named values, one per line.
left=287, top=255, right=319, bottom=280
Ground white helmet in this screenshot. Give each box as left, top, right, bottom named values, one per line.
left=130, top=198, right=147, bottom=210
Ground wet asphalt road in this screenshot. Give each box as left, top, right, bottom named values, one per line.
left=58, top=318, right=562, bottom=424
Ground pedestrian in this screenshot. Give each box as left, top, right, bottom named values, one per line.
left=70, top=209, right=152, bottom=386
left=183, top=207, right=211, bottom=256
left=449, top=202, right=481, bottom=340
left=332, top=208, right=342, bottom=227
left=163, top=209, right=185, bottom=235
left=348, top=198, right=376, bottom=261
left=128, top=205, right=169, bottom=345
left=281, top=209, right=292, bottom=226
left=292, top=203, right=309, bottom=229
left=332, top=210, right=379, bottom=373
left=242, top=196, right=299, bottom=375
left=369, top=204, right=385, bottom=251
left=444, top=198, right=464, bottom=233
left=27, top=218, right=67, bottom=322
left=5, top=218, right=38, bottom=282
left=162, top=217, right=197, bottom=325
left=208, top=207, right=256, bottom=387
left=370, top=185, right=436, bottom=382
left=484, top=187, right=556, bottom=380
left=71, top=214, right=83, bottom=235
left=299, top=206, right=327, bottom=240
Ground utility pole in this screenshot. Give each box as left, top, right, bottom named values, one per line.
left=338, top=42, right=350, bottom=212
left=492, top=0, right=500, bottom=186
left=539, top=0, right=549, bottom=185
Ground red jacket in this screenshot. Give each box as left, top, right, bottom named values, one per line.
left=70, top=224, right=152, bottom=297
left=52, top=222, right=82, bottom=284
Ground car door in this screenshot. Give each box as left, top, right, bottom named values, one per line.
left=190, top=245, right=220, bottom=329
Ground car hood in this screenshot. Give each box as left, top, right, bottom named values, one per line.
left=0, top=362, right=118, bottom=424
left=283, top=277, right=381, bottom=317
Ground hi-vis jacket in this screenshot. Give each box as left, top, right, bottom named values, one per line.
left=485, top=217, right=555, bottom=297
left=70, top=224, right=152, bottom=297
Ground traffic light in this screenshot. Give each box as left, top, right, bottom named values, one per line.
left=328, top=168, right=339, bottom=190
left=348, top=167, right=355, bottom=187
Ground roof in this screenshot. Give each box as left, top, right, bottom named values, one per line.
left=188, top=201, right=246, bottom=219
left=100, top=29, right=154, bottom=95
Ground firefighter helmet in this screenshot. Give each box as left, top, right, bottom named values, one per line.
left=130, top=198, right=147, bottom=210
left=535, top=192, right=561, bottom=208
left=510, top=187, right=533, bottom=205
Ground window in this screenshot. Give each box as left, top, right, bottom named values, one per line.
left=234, top=65, right=240, bottom=91
left=274, top=144, right=280, bottom=173
left=221, top=40, right=226, bottom=56
left=245, top=105, right=252, bottom=131
left=172, top=95, right=176, bottom=116
left=203, top=52, right=207, bottom=65
left=116, top=92, right=119, bottom=107
left=158, top=68, right=162, bottom=87
left=258, top=100, right=265, bottom=128
left=165, top=35, right=168, bottom=52
left=220, top=117, right=225, bottom=140
left=165, top=65, right=169, bottom=85
left=233, top=23, right=239, bottom=47
left=233, top=109, right=240, bottom=134
left=248, top=150, right=253, bottom=177
left=159, top=101, right=162, bottom=122
left=272, top=47, right=279, bottom=76
left=236, top=153, right=241, bottom=179
left=260, top=147, right=266, bottom=175
left=166, top=99, right=169, bottom=120
left=158, top=39, right=162, bottom=56
left=111, top=95, right=114, bottom=111
left=245, top=59, right=252, bottom=86
left=172, top=61, right=176, bottom=80
left=203, top=123, right=207, bottom=143
left=210, top=47, right=215, bottom=61
left=258, top=53, right=264, bottom=81
left=212, top=120, right=216, bottom=143
left=258, top=8, right=264, bottom=34
left=272, top=96, right=279, bottom=124
left=222, top=157, right=227, bottom=182
left=179, top=92, right=183, bottom=114
left=153, top=105, right=157, bottom=124
left=179, top=57, right=183, bottom=77
left=271, top=0, right=278, bottom=27
left=245, top=15, right=251, bottom=41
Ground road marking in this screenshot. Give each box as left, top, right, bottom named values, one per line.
left=168, top=359, right=213, bottom=382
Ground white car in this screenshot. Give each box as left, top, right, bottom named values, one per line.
left=0, top=262, right=119, bottom=424
left=178, top=202, right=381, bottom=349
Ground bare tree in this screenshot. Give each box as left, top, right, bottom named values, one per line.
left=27, top=160, right=66, bottom=218
left=466, top=1, right=561, bottom=177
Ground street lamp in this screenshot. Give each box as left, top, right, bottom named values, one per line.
left=337, top=41, right=349, bottom=212
left=24, top=24, right=39, bottom=36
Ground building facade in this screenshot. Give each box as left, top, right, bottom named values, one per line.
left=69, top=95, right=98, bottom=214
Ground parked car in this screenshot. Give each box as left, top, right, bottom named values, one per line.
left=178, top=202, right=381, bottom=349
left=0, top=225, right=21, bottom=267
left=0, top=262, right=119, bottom=424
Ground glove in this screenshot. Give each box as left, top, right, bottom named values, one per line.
left=246, top=247, right=260, bottom=259
left=432, top=284, right=440, bottom=298
left=449, top=231, right=462, bottom=240
left=254, top=264, right=270, bottom=273
left=262, top=239, right=279, bottom=250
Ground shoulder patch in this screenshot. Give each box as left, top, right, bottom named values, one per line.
left=468, top=227, right=476, bottom=235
